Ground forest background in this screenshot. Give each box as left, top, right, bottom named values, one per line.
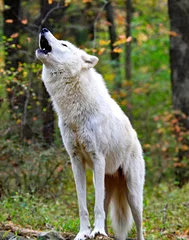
left=0, top=0, right=189, bottom=239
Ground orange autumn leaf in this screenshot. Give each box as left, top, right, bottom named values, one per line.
left=181, top=145, right=189, bottom=151
left=126, top=36, right=132, bottom=42
left=7, top=88, right=12, bottom=92
left=171, top=118, right=178, bottom=124
left=174, top=125, right=180, bottom=133
left=32, top=117, right=37, bottom=121
left=83, top=0, right=92, bottom=2
left=6, top=19, right=13, bottom=23
left=104, top=21, right=112, bottom=27
left=174, top=162, right=187, bottom=168
left=134, top=88, right=143, bottom=94
left=48, top=0, right=53, bottom=4
left=11, top=33, right=19, bottom=38
left=169, top=31, right=179, bottom=37
left=21, top=19, right=28, bottom=25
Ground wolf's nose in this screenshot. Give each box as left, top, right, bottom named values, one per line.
left=41, top=28, right=49, bottom=34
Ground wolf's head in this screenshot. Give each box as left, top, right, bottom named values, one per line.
left=36, top=28, right=98, bottom=75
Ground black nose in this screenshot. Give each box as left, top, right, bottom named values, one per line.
left=41, top=28, right=49, bottom=34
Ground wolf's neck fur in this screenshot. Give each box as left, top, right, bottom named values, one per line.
left=42, top=67, right=110, bottom=124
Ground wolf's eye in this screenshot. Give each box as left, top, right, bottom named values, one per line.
left=62, top=43, right=67, bottom=47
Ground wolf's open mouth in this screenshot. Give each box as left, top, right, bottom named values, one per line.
left=40, top=35, right=52, bottom=54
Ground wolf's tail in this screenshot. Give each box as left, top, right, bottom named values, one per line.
left=109, top=171, right=133, bottom=240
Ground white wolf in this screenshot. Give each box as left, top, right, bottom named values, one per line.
left=36, top=28, right=145, bottom=240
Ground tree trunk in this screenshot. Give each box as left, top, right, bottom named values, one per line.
left=105, top=0, right=119, bottom=62
left=168, top=0, right=189, bottom=121
left=105, top=0, right=121, bottom=94
left=126, top=0, right=132, bottom=81
left=168, top=0, right=189, bottom=186
left=125, top=0, right=132, bottom=121
left=3, top=0, right=33, bottom=139
left=3, top=0, right=21, bottom=70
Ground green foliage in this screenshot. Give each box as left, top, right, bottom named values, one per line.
left=0, top=139, right=70, bottom=195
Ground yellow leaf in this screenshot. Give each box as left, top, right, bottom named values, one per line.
left=65, top=0, right=71, bottom=6
left=98, top=48, right=105, bottom=55
left=99, top=40, right=110, bottom=46
left=23, top=71, right=28, bottom=77
left=16, top=119, right=21, bottom=124
left=137, top=32, right=148, bottom=45
left=144, top=144, right=151, bottom=148
left=48, top=0, right=53, bottom=4
left=113, top=47, right=123, bottom=53
left=113, top=38, right=127, bottom=46
left=113, top=36, right=132, bottom=46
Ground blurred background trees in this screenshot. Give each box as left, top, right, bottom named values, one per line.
left=0, top=0, right=189, bottom=195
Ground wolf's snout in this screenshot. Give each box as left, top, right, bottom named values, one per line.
left=38, top=28, right=52, bottom=55
left=41, top=28, right=49, bottom=34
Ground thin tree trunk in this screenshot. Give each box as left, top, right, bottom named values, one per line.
left=126, top=0, right=132, bottom=81
left=125, top=0, right=132, bottom=121
left=3, top=0, right=33, bottom=139
left=3, top=0, right=21, bottom=70
left=105, top=0, right=119, bottom=62
left=105, top=0, right=121, bottom=92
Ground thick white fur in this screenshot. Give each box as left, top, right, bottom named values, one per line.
left=36, top=30, right=145, bottom=240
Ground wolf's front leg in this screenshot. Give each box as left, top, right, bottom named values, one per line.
left=90, top=154, right=107, bottom=238
left=71, top=156, right=91, bottom=240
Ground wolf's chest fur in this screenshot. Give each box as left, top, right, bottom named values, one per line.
left=43, top=68, right=106, bottom=124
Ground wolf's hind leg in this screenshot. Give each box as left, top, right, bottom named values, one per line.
left=126, top=158, right=145, bottom=240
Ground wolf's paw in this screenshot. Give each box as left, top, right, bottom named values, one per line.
left=74, top=231, right=90, bottom=240
left=90, top=228, right=107, bottom=239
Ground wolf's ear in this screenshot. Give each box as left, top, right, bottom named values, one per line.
left=81, top=52, right=99, bottom=69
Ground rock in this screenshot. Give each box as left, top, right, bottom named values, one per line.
left=0, top=231, right=15, bottom=240
left=0, top=231, right=34, bottom=240
left=37, top=232, right=65, bottom=240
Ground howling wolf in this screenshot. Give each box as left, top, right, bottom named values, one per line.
left=36, top=28, right=145, bottom=240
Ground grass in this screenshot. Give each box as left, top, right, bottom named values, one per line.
left=0, top=163, right=189, bottom=240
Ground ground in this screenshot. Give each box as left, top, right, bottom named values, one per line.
left=0, top=182, right=189, bottom=240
